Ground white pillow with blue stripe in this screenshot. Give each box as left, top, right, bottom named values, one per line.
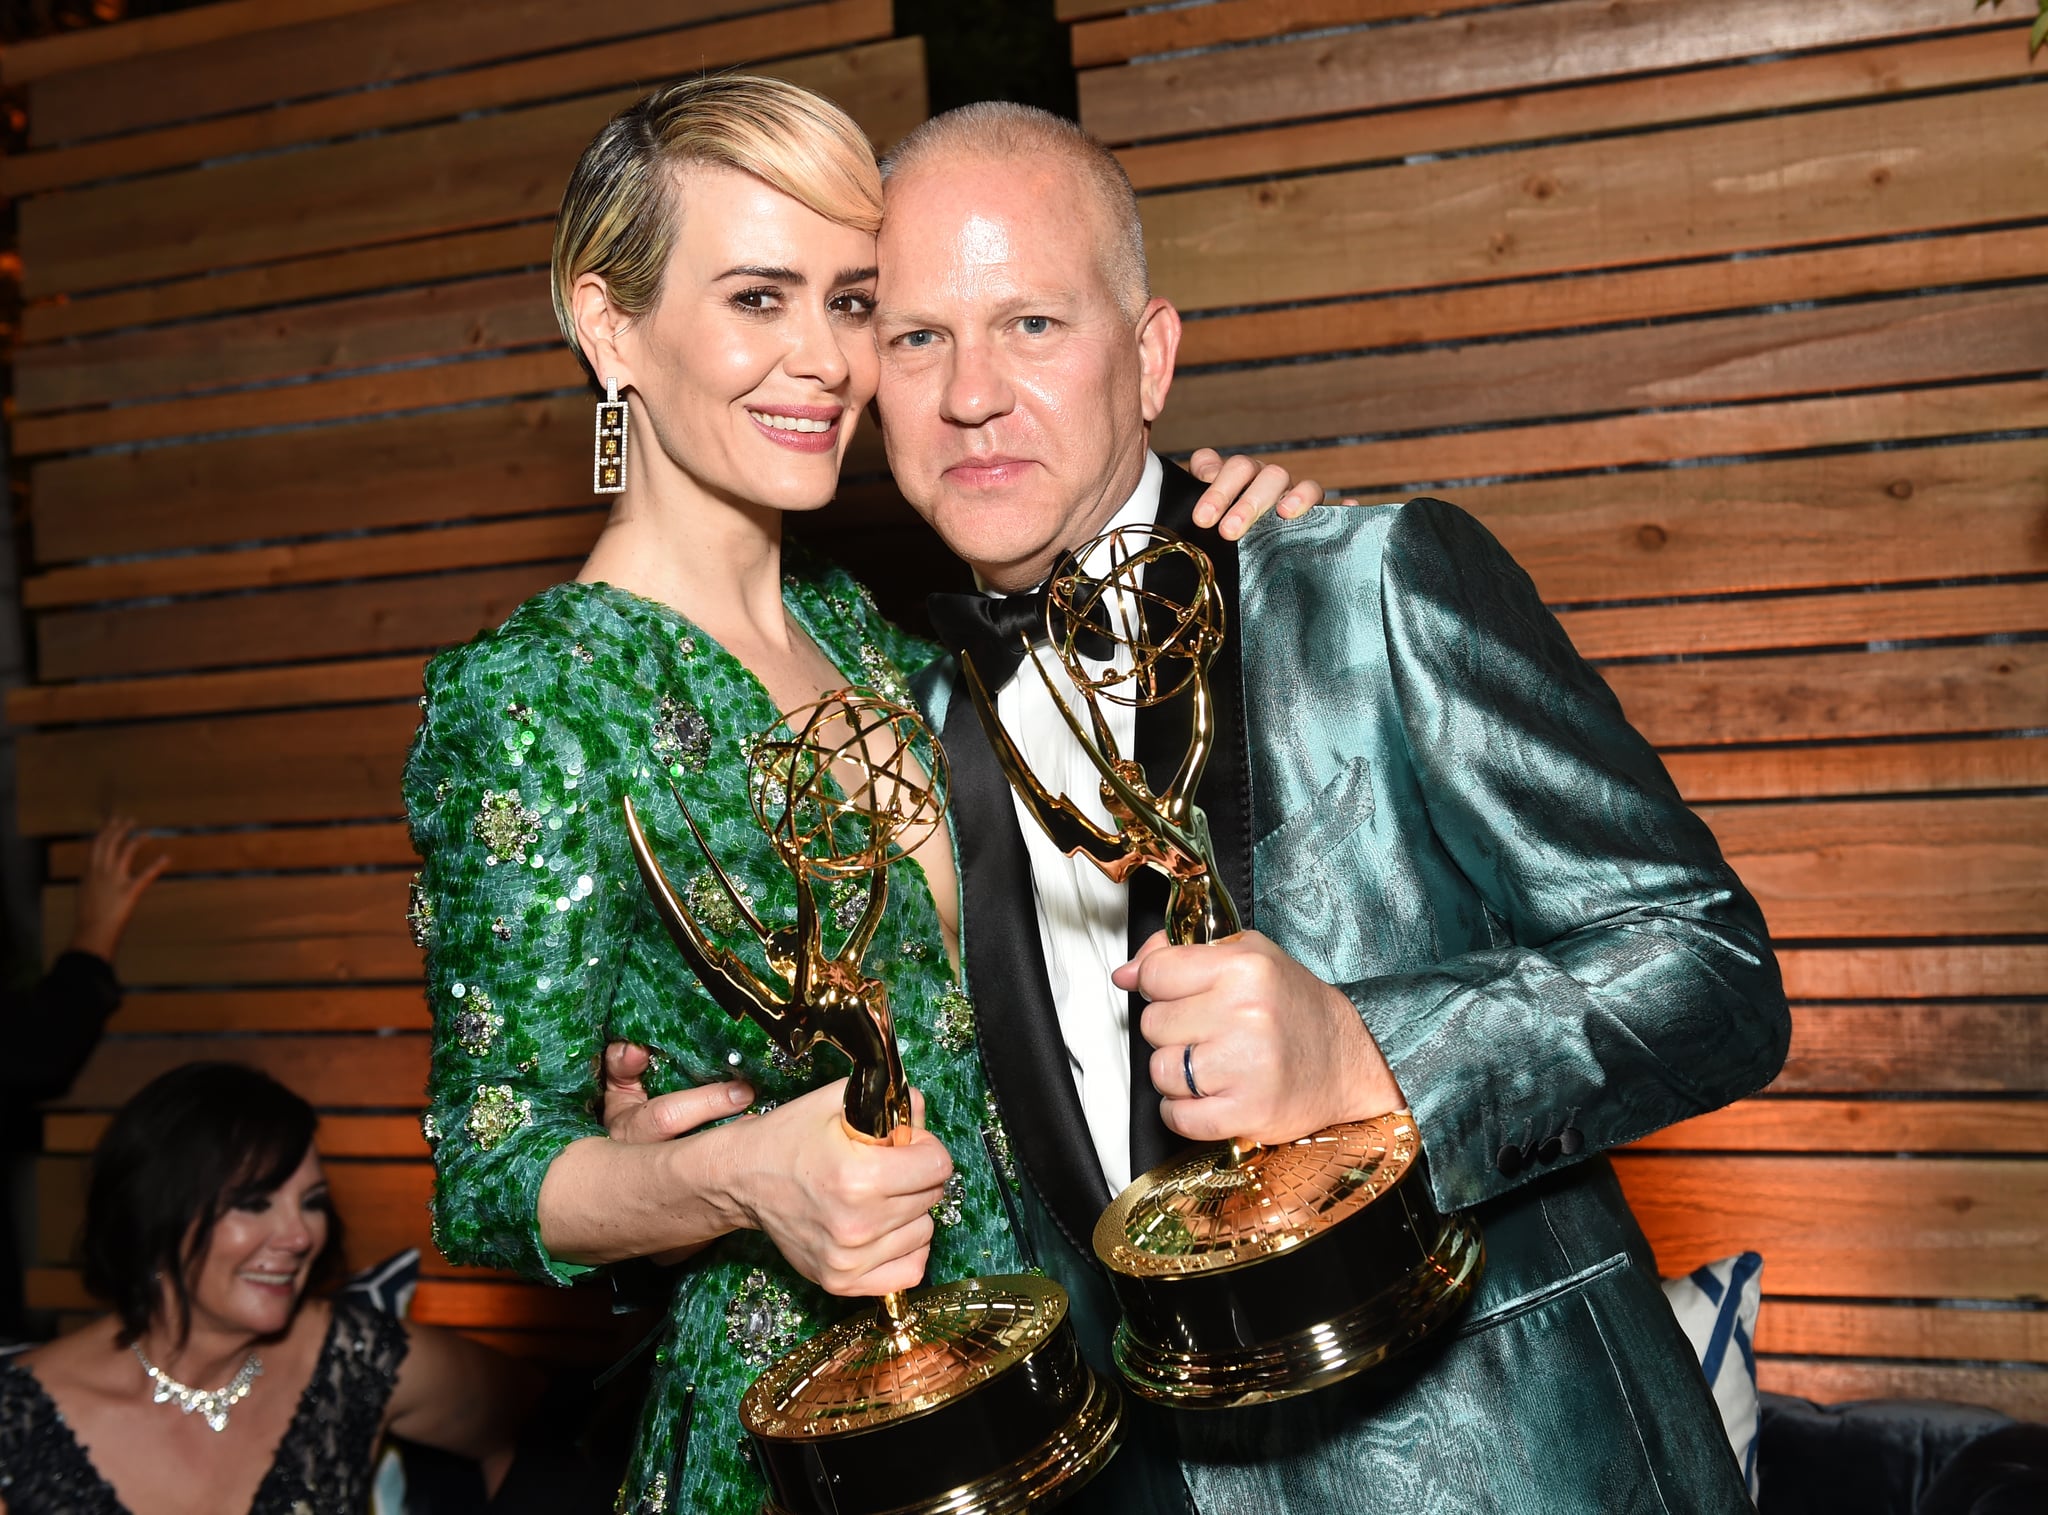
left=1661, top=1251, right=1763, bottom=1501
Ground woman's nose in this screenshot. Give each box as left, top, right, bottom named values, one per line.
left=787, top=305, right=851, bottom=387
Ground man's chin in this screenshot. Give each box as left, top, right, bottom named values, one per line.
left=927, top=498, right=1063, bottom=585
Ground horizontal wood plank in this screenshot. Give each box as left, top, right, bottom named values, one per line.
left=1179, top=224, right=2048, bottom=369
left=1778, top=946, right=2048, bottom=1001
left=19, top=223, right=553, bottom=345
left=43, top=874, right=420, bottom=986
left=47, top=823, right=417, bottom=879
left=112, top=988, right=432, bottom=1034
left=1665, top=738, right=2048, bottom=804
left=1141, top=86, right=2048, bottom=314
left=0, top=0, right=405, bottom=85
left=1758, top=1301, right=2048, bottom=1364
left=6, top=656, right=427, bottom=727
left=37, top=562, right=570, bottom=681
left=1632, top=1098, right=2048, bottom=1153
left=41, top=1108, right=426, bottom=1158
left=1073, top=0, right=1462, bottom=69
left=1082, top=0, right=1989, bottom=144
left=1120, top=25, right=2039, bottom=191
left=1242, top=378, right=2048, bottom=502
left=1758, top=1359, right=2048, bottom=1421
left=1613, top=1154, right=2048, bottom=1297
left=1703, top=795, right=2048, bottom=938
left=52, top=1033, right=427, bottom=1110
left=1155, top=284, right=2048, bottom=458
left=17, top=38, right=926, bottom=298
left=16, top=702, right=420, bottom=833
left=1605, top=644, right=2046, bottom=748
left=1776, top=1004, right=2048, bottom=1094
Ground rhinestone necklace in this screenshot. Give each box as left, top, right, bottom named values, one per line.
left=132, top=1342, right=263, bottom=1433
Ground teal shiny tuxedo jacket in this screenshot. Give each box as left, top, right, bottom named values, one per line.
left=917, top=469, right=1788, bottom=1514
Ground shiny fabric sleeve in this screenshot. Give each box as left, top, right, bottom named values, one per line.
left=404, top=635, right=624, bottom=1284
left=1344, top=499, right=1789, bottom=1213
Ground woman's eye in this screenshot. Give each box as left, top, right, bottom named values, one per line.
left=731, top=287, right=780, bottom=313
left=1018, top=316, right=1052, bottom=336
left=832, top=291, right=876, bottom=319
left=235, top=1197, right=271, bottom=1214
left=304, top=1192, right=331, bottom=1213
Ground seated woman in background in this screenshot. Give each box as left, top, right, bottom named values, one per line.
left=0, top=1063, right=537, bottom=1515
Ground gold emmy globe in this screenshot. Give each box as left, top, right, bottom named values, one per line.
left=963, top=527, right=1484, bottom=1409
left=621, top=691, right=1122, bottom=1515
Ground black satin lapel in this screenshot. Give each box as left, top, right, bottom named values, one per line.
left=1127, top=465, right=1258, bottom=1176
left=938, top=666, right=1114, bottom=1259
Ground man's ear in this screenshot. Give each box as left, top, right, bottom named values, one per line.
left=570, top=273, right=638, bottom=392
left=1134, top=296, right=1181, bottom=424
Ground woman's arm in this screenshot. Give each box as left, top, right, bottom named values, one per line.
left=383, top=1322, right=544, bottom=1497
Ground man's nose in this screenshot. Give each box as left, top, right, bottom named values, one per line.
left=940, top=341, right=1013, bottom=426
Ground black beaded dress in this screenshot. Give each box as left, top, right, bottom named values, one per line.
left=0, top=1300, right=407, bottom=1515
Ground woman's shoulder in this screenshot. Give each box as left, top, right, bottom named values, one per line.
left=784, top=539, right=940, bottom=690
left=423, top=581, right=607, bottom=692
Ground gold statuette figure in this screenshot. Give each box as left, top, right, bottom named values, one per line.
left=964, top=528, right=1483, bottom=1409
left=622, top=691, right=1121, bottom=1514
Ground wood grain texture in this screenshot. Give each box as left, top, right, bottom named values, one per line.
left=47, top=823, right=417, bottom=879
left=1775, top=1004, right=2048, bottom=1093
left=42, top=1111, right=429, bottom=1158
left=1665, top=738, right=2048, bottom=804
left=1757, top=1360, right=2048, bottom=1422
left=5, top=656, right=427, bottom=727
left=1119, top=25, right=2039, bottom=190
left=1604, top=644, right=2046, bottom=748
left=1630, top=1099, right=2048, bottom=1153
left=1155, top=284, right=2048, bottom=457
left=15, top=703, right=420, bottom=833
left=1081, top=0, right=1988, bottom=144
left=1555, top=583, right=2048, bottom=661
left=1777, top=946, right=2048, bottom=1001
left=1073, top=0, right=1469, bottom=69
left=0, top=0, right=406, bottom=85
left=1612, top=1154, right=2048, bottom=1297
left=16, top=38, right=926, bottom=298
left=1177, top=224, right=2048, bottom=369
left=111, top=988, right=432, bottom=1034
left=19, top=223, right=553, bottom=344
left=1702, top=795, right=2048, bottom=938
left=42, top=873, right=419, bottom=986
left=52, top=1034, right=426, bottom=1110
left=1758, top=1301, right=2048, bottom=1364
left=37, top=562, right=569, bottom=681
left=1140, top=85, right=2048, bottom=313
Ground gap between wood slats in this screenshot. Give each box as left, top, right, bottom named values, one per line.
left=41, top=873, right=420, bottom=985
left=27, top=0, right=861, bottom=153
left=1776, top=1003, right=2048, bottom=1093
left=1758, top=1361, right=2048, bottom=1422
left=1778, top=945, right=2048, bottom=1000
left=0, top=0, right=405, bottom=85
left=1138, top=86, right=2048, bottom=314
left=1120, top=26, right=2038, bottom=192
left=15, top=38, right=927, bottom=298
left=1081, top=0, right=2000, bottom=145
left=1072, top=0, right=1473, bottom=69
left=1244, top=376, right=2048, bottom=501
left=1631, top=1098, right=2048, bottom=1153
left=1155, top=283, right=2048, bottom=459
left=1611, top=1154, right=2048, bottom=1297
left=1176, top=224, right=2048, bottom=369
left=19, top=223, right=554, bottom=345
left=46, top=822, right=418, bottom=879
left=8, top=0, right=895, bottom=199
left=1758, top=1302, right=2048, bottom=1365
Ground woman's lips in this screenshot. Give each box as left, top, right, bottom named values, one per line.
left=748, top=406, right=842, bottom=455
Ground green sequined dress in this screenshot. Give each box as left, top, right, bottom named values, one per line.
left=403, top=556, right=1027, bottom=1515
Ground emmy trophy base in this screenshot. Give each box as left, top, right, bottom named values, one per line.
left=1094, top=1112, right=1484, bottom=1409
left=743, top=1274, right=1124, bottom=1515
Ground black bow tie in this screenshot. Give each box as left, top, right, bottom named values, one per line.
left=927, top=585, right=1055, bottom=689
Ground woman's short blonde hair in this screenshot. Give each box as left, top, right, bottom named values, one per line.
left=551, top=74, right=884, bottom=385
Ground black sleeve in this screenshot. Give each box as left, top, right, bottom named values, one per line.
left=0, top=950, right=124, bottom=1102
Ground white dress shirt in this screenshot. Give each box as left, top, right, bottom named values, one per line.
left=985, top=452, right=1164, bottom=1195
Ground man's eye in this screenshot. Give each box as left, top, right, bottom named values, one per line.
left=895, top=330, right=937, bottom=349
left=1018, top=316, right=1052, bottom=336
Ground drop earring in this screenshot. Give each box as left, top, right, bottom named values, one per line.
left=594, top=376, right=628, bottom=494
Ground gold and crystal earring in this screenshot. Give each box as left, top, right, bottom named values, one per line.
left=594, top=377, right=628, bottom=494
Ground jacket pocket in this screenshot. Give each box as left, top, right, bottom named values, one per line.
left=1251, top=757, right=1379, bottom=982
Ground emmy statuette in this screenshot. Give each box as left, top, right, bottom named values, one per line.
left=963, top=527, right=1484, bottom=1409
left=622, top=691, right=1122, bottom=1514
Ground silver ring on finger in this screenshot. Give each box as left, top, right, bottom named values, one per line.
left=1182, top=1043, right=1203, bottom=1100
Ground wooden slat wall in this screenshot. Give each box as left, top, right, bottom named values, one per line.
left=1069, top=0, right=2047, bottom=1418
left=6, top=0, right=926, bottom=1355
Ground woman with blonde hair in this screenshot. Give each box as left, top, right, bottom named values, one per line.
left=405, top=74, right=1322, bottom=1513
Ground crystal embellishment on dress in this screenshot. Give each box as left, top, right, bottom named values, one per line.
left=930, top=1173, right=965, bottom=1228
left=683, top=870, right=749, bottom=936
left=406, top=875, right=434, bottom=948
left=420, top=1110, right=443, bottom=1146
left=933, top=988, right=976, bottom=1054
left=132, top=1341, right=262, bottom=1433
left=633, top=1471, right=671, bottom=1514
left=723, top=1268, right=806, bottom=1369
left=856, top=642, right=912, bottom=706
left=983, top=1089, right=1019, bottom=1191
left=652, top=695, right=713, bottom=777
left=474, top=790, right=541, bottom=865
left=828, top=879, right=869, bottom=935
left=464, top=1084, right=530, bottom=1150
left=452, top=993, right=503, bottom=1057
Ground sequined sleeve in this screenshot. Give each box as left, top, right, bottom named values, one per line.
left=405, top=631, right=627, bottom=1284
